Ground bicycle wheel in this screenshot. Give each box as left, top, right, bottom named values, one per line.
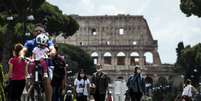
left=34, top=88, right=44, bottom=101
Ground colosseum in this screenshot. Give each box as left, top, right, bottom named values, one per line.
left=56, top=14, right=176, bottom=84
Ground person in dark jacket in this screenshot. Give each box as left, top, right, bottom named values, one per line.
left=127, top=66, right=145, bottom=101
left=91, top=64, right=109, bottom=101
left=52, top=45, right=67, bottom=101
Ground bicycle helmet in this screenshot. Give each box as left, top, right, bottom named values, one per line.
left=36, top=33, right=49, bottom=45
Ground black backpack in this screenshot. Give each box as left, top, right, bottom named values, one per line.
left=52, top=55, right=65, bottom=80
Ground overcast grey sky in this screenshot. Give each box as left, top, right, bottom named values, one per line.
left=48, top=0, right=201, bottom=64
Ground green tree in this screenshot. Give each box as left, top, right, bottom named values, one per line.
left=176, top=43, right=201, bottom=86
left=34, top=2, right=79, bottom=37
left=0, top=0, right=46, bottom=68
left=57, top=43, right=96, bottom=74
left=0, top=1, right=79, bottom=68
left=180, top=0, right=201, bottom=17
left=175, top=42, right=185, bottom=73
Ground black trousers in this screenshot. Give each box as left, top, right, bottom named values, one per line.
left=130, top=92, right=143, bottom=101
left=52, top=86, right=63, bottom=101
left=76, top=95, right=87, bottom=101
left=7, top=80, right=25, bottom=101
left=94, top=92, right=106, bottom=101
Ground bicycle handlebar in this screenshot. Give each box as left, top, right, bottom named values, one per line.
left=21, top=55, right=50, bottom=63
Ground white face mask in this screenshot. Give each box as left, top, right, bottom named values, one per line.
left=80, top=73, right=85, bottom=78
left=97, top=68, right=102, bottom=72
left=137, top=69, right=141, bottom=73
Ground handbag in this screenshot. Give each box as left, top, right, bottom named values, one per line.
left=90, top=84, right=96, bottom=95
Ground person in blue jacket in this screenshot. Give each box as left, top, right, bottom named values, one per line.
left=127, top=66, right=145, bottom=101
left=20, top=24, right=56, bottom=101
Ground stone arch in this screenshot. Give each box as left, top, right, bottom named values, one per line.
left=130, top=52, right=140, bottom=65
left=145, top=76, right=153, bottom=84
left=104, top=52, right=112, bottom=65
left=117, top=52, right=126, bottom=65
left=117, top=52, right=126, bottom=57
left=91, top=52, right=98, bottom=64
left=144, top=52, right=153, bottom=64
left=91, top=52, right=98, bottom=57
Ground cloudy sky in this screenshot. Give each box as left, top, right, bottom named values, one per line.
left=48, top=0, right=201, bottom=64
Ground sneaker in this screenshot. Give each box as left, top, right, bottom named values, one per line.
left=43, top=73, right=48, bottom=78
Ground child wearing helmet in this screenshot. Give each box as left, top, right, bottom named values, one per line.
left=29, top=33, right=49, bottom=78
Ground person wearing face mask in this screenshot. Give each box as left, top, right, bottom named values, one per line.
left=126, top=66, right=145, bottom=101
left=74, top=69, right=90, bottom=101
left=91, top=64, right=109, bottom=101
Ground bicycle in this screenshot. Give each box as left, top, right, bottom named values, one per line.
left=23, top=57, right=45, bottom=101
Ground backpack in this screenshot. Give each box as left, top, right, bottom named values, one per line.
left=52, top=55, right=65, bottom=80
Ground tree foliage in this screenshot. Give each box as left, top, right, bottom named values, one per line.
left=57, top=43, right=96, bottom=74
left=0, top=1, right=79, bottom=67
left=0, top=1, right=79, bottom=37
left=34, top=2, right=79, bottom=37
left=175, top=42, right=185, bottom=73
left=180, top=0, right=201, bottom=17
left=0, top=0, right=45, bottom=21
left=176, top=42, right=201, bottom=86
left=176, top=42, right=185, bottom=64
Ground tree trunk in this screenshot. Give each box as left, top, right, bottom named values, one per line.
left=1, top=23, right=15, bottom=72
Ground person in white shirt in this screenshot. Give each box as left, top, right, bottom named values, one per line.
left=114, top=77, right=127, bottom=101
left=32, top=46, right=49, bottom=61
left=29, top=34, right=49, bottom=78
left=182, top=79, right=198, bottom=101
left=74, top=69, right=90, bottom=101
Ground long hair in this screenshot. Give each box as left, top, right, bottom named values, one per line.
left=14, top=43, right=23, bottom=56
left=77, top=69, right=87, bottom=80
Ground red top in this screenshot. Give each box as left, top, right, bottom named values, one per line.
left=9, top=56, right=26, bottom=80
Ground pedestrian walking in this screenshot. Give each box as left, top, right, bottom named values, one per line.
left=74, top=69, right=90, bottom=101
left=91, top=64, right=109, bottom=101
left=127, top=66, right=145, bottom=101
left=52, top=45, right=67, bottom=101
left=7, top=43, right=28, bottom=101
left=181, top=79, right=198, bottom=101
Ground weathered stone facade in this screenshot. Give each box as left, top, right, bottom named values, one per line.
left=56, top=15, right=176, bottom=83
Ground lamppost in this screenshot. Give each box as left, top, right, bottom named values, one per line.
left=23, top=15, right=34, bottom=43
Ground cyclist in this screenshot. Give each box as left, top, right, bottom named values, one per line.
left=20, top=24, right=56, bottom=101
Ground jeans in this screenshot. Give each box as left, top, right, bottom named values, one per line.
left=130, top=92, right=143, bottom=101
left=76, top=94, right=87, bottom=101
left=52, top=86, right=63, bottom=101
